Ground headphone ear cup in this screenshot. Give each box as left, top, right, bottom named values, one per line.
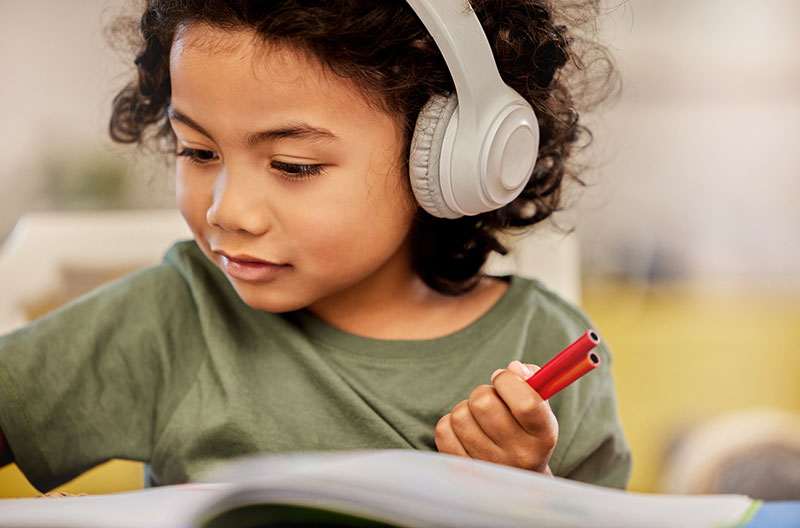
left=409, top=93, right=460, bottom=218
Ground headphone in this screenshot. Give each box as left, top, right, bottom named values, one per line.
left=405, top=0, right=540, bottom=219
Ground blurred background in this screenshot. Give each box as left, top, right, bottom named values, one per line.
left=1, top=0, right=799, bottom=497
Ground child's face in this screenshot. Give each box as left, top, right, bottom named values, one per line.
left=169, top=23, right=417, bottom=314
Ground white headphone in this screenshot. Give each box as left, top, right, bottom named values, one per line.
left=405, top=0, right=540, bottom=219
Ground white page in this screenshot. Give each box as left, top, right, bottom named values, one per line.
left=0, top=483, right=232, bottom=528
left=0, top=451, right=755, bottom=528
left=196, top=450, right=755, bottom=528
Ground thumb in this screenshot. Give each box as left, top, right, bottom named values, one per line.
left=507, top=360, right=537, bottom=380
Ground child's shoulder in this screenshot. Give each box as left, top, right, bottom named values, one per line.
left=61, top=239, right=221, bottom=315
left=505, top=275, right=612, bottom=363
left=162, top=239, right=208, bottom=269
left=158, top=239, right=250, bottom=313
left=160, top=239, right=226, bottom=286
left=95, top=239, right=206, bottom=297
left=507, top=275, right=593, bottom=327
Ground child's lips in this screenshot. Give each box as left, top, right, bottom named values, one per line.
left=217, top=252, right=290, bottom=282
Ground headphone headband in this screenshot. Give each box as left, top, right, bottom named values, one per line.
left=405, top=0, right=500, bottom=120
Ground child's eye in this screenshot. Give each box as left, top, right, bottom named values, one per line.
left=271, top=161, right=325, bottom=181
left=176, top=147, right=219, bottom=165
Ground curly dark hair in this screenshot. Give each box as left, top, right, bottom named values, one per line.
left=109, top=0, right=617, bottom=295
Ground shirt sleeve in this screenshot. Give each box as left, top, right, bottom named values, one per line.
left=0, top=259, right=203, bottom=492
left=518, top=282, right=632, bottom=489
left=549, top=344, right=632, bottom=489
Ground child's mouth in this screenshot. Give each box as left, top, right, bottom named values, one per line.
left=219, top=253, right=290, bottom=282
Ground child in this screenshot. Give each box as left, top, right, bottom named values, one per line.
left=0, top=0, right=630, bottom=492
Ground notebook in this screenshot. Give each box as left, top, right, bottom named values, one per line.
left=0, top=449, right=758, bottom=527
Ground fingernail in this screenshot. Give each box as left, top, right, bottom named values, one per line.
left=509, top=360, right=533, bottom=378
left=491, top=368, right=504, bottom=382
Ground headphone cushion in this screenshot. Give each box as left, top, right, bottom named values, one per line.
left=409, top=93, right=459, bottom=218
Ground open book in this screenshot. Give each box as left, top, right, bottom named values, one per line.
left=0, top=450, right=758, bottom=527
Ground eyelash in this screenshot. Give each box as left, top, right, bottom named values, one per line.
left=271, top=161, right=324, bottom=180
left=176, top=148, right=324, bottom=180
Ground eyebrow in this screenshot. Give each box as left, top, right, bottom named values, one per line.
left=166, top=106, right=341, bottom=146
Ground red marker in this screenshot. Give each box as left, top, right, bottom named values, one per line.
left=525, top=330, right=602, bottom=399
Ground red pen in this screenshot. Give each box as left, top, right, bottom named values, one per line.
left=525, top=330, right=602, bottom=399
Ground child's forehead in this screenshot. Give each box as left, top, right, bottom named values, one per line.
left=168, top=22, right=402, bottom=145
left=169, top=22, right=393, bottom=122
left=171, top=22, right=324, bottom=78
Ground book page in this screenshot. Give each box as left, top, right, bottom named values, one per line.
left=0, top=451, right=755, bottom=528
left=0, top=483, right=232, bottom=528
left=196, top=450, right=755, bottom=528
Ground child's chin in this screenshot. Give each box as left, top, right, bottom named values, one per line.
left=230, top=281, right=309, bottom=313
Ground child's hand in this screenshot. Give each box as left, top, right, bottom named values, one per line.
left=434, top=360, right=558, bottom=475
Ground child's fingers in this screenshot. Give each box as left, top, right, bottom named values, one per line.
left=465, top=384, right=554, bottom=470
left=506, top=360, right=536, bottom=379
left=490, top=361, right=538, bottom=384
left=492, top=366, right=559, bottom=443
left=465, top=383, right=525, bottom=448
left=448, top=398, right=505, bottom=462
left=464, top=379, right=558, bottom=471
left=434, top=413, right=470, bottom=457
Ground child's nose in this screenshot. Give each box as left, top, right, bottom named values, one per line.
left=206, top=165, right=272, bottom=235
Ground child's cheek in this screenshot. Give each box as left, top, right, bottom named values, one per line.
left=302, top=204, right=411, bottom=282
left=175, top=169, right=213, bottom=236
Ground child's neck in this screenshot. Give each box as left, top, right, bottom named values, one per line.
left=306, top=267, right=509, bottom=341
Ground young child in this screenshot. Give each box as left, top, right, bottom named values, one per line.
left=0, top=0, right=630, bottom=492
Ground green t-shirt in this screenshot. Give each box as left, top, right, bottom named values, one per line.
left=0, top=241, right=630, bottom=492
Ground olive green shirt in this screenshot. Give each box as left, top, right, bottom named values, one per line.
left=0, top=241, right=630, bottom=492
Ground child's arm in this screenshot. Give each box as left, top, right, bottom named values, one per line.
left=434, top=360, right=558, bottom=474
left=0, top=425, right=12, bottom=467
left=0, top=245, right=202, bottom=492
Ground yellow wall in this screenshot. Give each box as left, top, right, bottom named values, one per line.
left=583, top=280, right=800, bottom=492
left=0, top=460, right=143, bottom=497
